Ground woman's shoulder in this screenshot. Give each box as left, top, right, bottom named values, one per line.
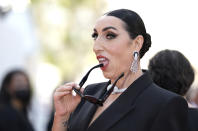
left=137, top=83, right=188, bottom=114
left=144, top=83, right=185, bottom=103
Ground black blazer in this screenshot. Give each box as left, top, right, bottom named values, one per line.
left=0, top=104, right=34, bottom=131
left=188, top=108, right=198, bottom=131
left=68, top=72, right=188, bottom=131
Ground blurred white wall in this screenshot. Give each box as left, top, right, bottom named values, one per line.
left=0, top=9, right=38, bottom=85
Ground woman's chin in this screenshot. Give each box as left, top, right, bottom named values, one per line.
left=102, top=72, right=111, bottom=79
left=102, top=71, right=116, bottom=81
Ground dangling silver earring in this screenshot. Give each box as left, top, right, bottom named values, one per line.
left=130, top=51, right=139, bottom=73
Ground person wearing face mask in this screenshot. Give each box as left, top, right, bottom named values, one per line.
left=52, top=9, right=188, bottom=131
left=0, top=69, right=34, bottom=131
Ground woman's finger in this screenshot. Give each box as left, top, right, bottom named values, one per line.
left=56, top=82, right=79, bottom=92
left=55, top=90, right=71, bottom=96
left=54, top=91, right=71, bottom=99
left=63, top=82, right=78, bottom=87
left=80, top=87, right=84, bottom=93
left=55, top=85, right=73, bottom=92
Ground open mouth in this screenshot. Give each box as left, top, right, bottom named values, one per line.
left=97, top=56, right=109, bottom=70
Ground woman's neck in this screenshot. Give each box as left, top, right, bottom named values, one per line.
left=115, top=68, right=143, bottom=89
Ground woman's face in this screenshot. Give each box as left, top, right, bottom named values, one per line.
left=92, top=16, right=137, bottom=80
left=9, top=73, right=29, bottom=95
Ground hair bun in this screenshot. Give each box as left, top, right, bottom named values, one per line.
left=140, top=33, right=152, bottom=58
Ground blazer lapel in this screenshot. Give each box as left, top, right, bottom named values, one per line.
left=87, top=72, right=152, bottom=131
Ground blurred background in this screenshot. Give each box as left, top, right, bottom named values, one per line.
left=0, top=0, right=197, bottom=130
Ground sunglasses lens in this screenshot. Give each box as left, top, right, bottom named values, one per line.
left=84, top=95, right=99, bottom=103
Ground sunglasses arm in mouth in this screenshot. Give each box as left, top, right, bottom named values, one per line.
left=72, top=63, right=124, bottom=106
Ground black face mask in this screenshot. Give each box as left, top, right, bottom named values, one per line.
left=14, top=89, right=31, bottom=106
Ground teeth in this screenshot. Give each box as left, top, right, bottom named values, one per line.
left=98, top=58, right=105, bottom=62
left=98, top=57, right=109, bottom=67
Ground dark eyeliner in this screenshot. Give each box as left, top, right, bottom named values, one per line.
left=106, top=33, right=117, bottom=39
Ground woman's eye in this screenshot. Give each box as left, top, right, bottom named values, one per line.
left=91, top=33, right=98, bottom=40
left=106, top=33, right=117, bottom=39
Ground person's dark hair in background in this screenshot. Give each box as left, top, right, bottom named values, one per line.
left=148, top=49, right=194, bottom=95
left=148, top=49, right=198, bottom=131
left=0, top=69, right=34, bottom=131
left=0, top=70, right=32, bottom=108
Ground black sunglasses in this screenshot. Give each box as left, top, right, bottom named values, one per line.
left=73, top=63, right=124, bottom=106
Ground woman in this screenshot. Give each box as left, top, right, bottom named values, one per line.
left=52, top=9, right=188, bottom=131
left=0, top=69, right=34, bottom=131
left=148, top=49, right=198, bottom=131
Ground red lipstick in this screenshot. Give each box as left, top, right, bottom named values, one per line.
left=96, top=55, right=109, bottom=70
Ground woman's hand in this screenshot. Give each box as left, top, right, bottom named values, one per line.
left=52, top=82, right=83, bottom=131
left=53, top=82, right=82, bottom=117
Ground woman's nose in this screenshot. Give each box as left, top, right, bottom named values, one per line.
left=93, top=40, right=103, bottom=53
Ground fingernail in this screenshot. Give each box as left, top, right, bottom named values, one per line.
left=75, top=85, right=80, bottom=89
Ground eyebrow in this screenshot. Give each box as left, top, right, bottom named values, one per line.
left=93, top=26, right=117, bottom=32
left=102, top=26, right=117, bottom=32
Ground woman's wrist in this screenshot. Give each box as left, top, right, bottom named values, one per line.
left=54, top=110, right=71, bottom=117
left=54, top=111, right=70, bottom=121
left=52, top=112, right=70, bottom=131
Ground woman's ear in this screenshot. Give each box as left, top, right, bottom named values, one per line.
left=133, top=35, right=144, bottom=52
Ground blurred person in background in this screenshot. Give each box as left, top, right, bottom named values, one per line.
left=52, top=9, right=188, bottom=131
left=0, top=69, right=34, bottom=131
left=148, top=49, right=198, bottom=131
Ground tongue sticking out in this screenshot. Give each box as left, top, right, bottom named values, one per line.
left=101, top=60, right=109, bottom=67
left=98, top=58, right=109, bottom=70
